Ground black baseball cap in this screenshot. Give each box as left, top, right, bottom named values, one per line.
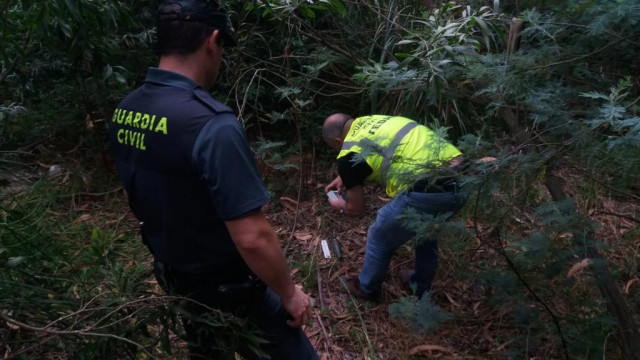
left=158, top=0, right=236, bottom=47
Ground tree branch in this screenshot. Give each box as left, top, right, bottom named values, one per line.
left=470, top=164, right=571, bottom=360
left=594, top=210, right=640, bottom=224
left=516, top=36, right=630, bottom=74
left=0, top=312, right=153, bottom=357
left=0, top=0, right=10, bottom=18
left=549, top=22, right=640, bottom=47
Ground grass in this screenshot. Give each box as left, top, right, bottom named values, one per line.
left=339, top=276, right=379, bottom=359
left=0, top=168, right=175, bottom=359
left=0, top=163, right=279, bottom=359
left=298, top=252, right=319, bottom=291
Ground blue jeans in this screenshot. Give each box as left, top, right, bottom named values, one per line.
left=358, top=190, right=464, bottom=297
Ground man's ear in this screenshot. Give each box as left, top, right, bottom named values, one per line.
left=333, top=137, right=343, bottom=150
left=206, top=30, right=221, bottom=51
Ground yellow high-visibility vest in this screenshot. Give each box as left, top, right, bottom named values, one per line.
left=337, top=115, right=461, bottom=197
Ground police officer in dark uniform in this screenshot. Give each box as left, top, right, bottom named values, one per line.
left=108, top=1, right=318, bottom=359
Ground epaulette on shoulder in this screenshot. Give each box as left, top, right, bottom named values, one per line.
left=193, top=87, right=233, bottom=114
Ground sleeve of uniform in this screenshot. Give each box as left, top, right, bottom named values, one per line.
left=192, top=113, right=271, bottom=220
left=338, top=152, right=373, bottom=189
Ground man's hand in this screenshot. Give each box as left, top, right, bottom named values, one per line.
left=324, top=176, right=343, bottom=193
left=281, top=285, right=313, bottom=328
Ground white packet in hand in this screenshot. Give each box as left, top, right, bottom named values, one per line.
left=327, top=190, right=340, bottom=201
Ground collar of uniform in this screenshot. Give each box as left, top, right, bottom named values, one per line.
left=145, top=67, right=198, bottom=89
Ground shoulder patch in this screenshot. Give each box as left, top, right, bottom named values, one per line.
left=193, top=87, right=234, bottom=114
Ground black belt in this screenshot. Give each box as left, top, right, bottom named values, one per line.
left=410, top=177, right=458, bottom=193
left=155, top=260, right=257, bottom=288
left=154, top=261, right=266, bottom=316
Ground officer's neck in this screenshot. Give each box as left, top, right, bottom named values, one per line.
left=158, top=53, right=212, bottom=89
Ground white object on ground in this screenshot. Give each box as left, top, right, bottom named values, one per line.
left=321, top=239, right=332, bottom=259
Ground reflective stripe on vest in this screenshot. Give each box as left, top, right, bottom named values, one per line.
left=379, top=121, right=418, bottom=183
left=341, top=121, right=417, bottom=185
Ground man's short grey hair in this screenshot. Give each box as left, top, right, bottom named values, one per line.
left=322, top=113, right=352, bottom=142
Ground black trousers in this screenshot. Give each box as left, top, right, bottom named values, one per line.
left=153, top=261, right=318, bottom=360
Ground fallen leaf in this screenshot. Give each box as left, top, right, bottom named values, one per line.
left=280, top=196, right=298, bottom=205
left=329, top=265, right=349, bottom=282
left=567, top=258, right=592, bottom=278
left=409, top=344, right=455, bottom=355
left=309, top=236, right=320, bottom=253
left=444, top=291, right=460, bottom=307
left=294, top=231, right=313, bottom=241
left=6, top=321, right=20, bottom=331
left=72, top=214, right=91, bottom=224
left=624, top=278, right=638, bottom=294
left=282, top=202, right=297, bottom=213
left=473, top=301, right=481, bottom=312
left=332, top=313, right=350, bottom=320
left=496, top=339, right=515, bottom=351
left=76, top=204, right=90, bottom=211
left=36, top=161, right=54, bottom=169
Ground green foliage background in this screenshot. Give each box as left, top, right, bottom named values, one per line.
left=1, top=0, right=639, bottom=358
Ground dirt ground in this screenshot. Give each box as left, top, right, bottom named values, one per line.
left=268, top=183, right=489, bottom=360
left=262, top=166, right=640, bottom=360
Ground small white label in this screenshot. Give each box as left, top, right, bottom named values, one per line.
left=321, top=240, right=332, bottom=258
